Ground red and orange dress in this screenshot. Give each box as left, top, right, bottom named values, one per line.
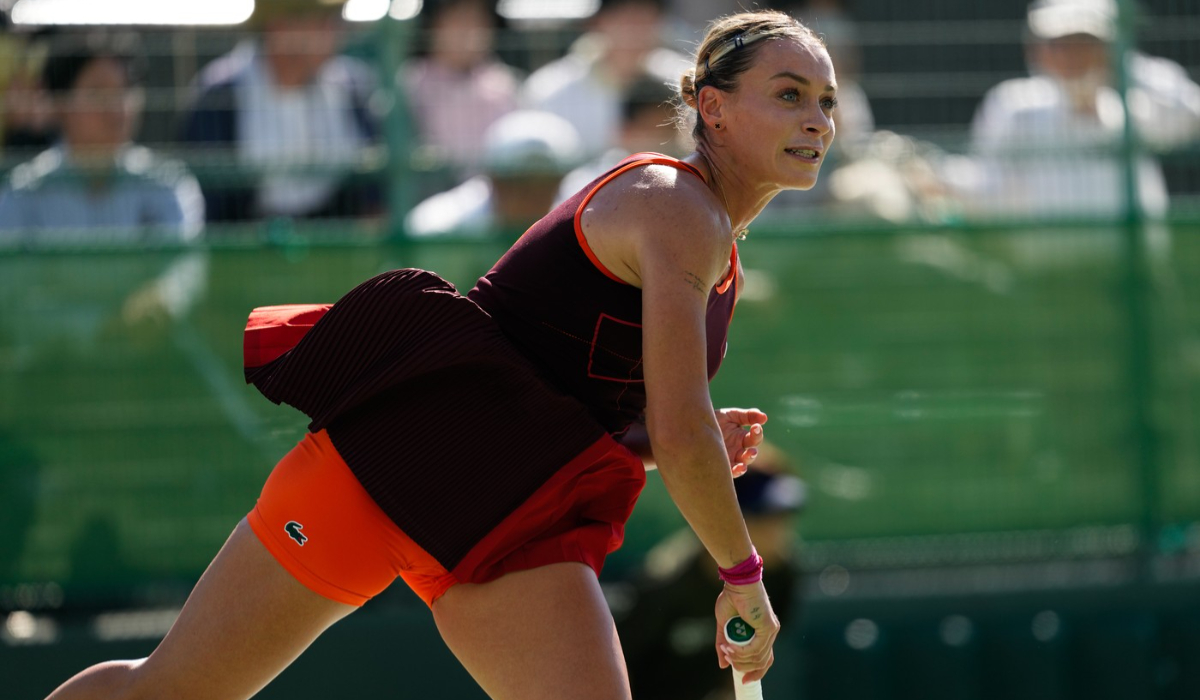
left=242, top=154, right=740, bottom=607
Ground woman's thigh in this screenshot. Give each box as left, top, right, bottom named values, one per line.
left=129, top=519, right=357, bottom=700
left=432, top=562, right=632, bottom=700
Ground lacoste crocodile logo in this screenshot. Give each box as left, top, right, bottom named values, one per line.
left=285, top=521, right=307, bottom=546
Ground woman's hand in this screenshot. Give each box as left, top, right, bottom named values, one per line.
left=714, top=580, right=780, bottom=683
left=716, top=408, right=768, bottom=477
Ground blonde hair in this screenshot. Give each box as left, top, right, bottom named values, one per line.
left=676, top=11, right=825, bottom=142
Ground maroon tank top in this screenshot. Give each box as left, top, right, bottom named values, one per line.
left=244, top=154, right=739, bottom=569
left=469, top=153, right=739, bottom=435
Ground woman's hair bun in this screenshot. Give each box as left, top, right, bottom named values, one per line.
left=678, top=72, right=699, bottom=109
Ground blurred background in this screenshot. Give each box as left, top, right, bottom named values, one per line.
left=1, top=0, right=1199, bottom=698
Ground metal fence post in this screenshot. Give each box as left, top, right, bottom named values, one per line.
left=373, top=14, right=416, bottom=239
left=1113, top=0, right=1160, bottom=579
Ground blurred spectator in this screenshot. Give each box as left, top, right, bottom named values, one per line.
left=406, top=110, right=582, bottom=238
left=0, top=31, right=204, bottom=242
left=823, top=129, right=959, bottom=223
left=401, top=0, right=521, bottom=179
left=180, top=0, right=380, bottom=223
left=0, top=31, right=207, bottom=341
left=961, top=0, right=1200, bottom=219
left=520, top=0, right=688, bottom=158
left=663, top=0, right=741, bottom=43
left=555, top=72, right=682, bottom=202
left=611, top=443, right=807, bottom=700
left=0, top=19, right=56, bottom=154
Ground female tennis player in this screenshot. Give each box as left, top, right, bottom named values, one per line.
left=47, top=9, right=835, bottom=700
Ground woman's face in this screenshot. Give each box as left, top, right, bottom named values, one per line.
left=716, top=39, right=838, bottom=192
left=59, top=56, right=141, bottom=157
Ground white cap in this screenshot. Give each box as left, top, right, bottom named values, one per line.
left=1027, top=0, right=1117, bottom=41
left=482, top=110, right=583, bottom=177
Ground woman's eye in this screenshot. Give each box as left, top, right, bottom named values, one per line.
left=821, top=97, right=839, bottom=110
left=780, top=90, right=799, bottom=102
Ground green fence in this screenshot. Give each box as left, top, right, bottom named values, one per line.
left=2, top=222, right=1197, bottom=605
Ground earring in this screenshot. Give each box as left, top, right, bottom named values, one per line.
left=714, top=122, right=722, bottom=130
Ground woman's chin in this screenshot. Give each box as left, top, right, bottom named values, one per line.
left=783, top=174, right=820, bottom=192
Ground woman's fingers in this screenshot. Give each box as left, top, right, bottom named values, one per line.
left=720, top=630, right=775, bottom=679
left=742, top=424, right=763, bottom=448
left=739, top=648, right=775, bottom=683
left=721, top=408, right=769, bottom=426
left=733, top=447, right=759, bottom=474
left=714, top=582, right=780, bottom=681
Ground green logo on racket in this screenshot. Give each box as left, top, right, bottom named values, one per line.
left=725, top=616, right=755, bottom=645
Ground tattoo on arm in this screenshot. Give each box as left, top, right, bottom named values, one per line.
left=684, top=271, right=706, bottom=294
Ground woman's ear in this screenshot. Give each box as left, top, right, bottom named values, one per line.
left=696, top=84, right=726, bottom=132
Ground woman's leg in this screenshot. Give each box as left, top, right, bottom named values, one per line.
left=46, top=519, right=356, bottom=700
left=432, top=562, right=632, bottom=700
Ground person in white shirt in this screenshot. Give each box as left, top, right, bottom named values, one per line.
left=965, top=0, right=1200, bottom=220
left=179, top=0, right=379, bottom=222
left=405, top=110, right=583, bottom=238
left=554, top=73, right=683, bottom=205
left=520, top=0, right=688, bottom=159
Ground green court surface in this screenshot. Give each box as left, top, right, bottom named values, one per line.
left=1, top=224, right=1197, bottom=602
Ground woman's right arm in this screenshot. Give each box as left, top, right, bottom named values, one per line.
left=590, top=167, right=780, bottom=680
left=626, top=172, right=752, bottom=570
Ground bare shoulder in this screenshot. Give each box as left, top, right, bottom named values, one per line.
left=580, top=163, right=732, bottom=287
left=584, top=163, right=726, bottom=238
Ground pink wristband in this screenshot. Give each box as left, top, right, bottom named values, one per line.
left=718, top=549, right=764, bottom=585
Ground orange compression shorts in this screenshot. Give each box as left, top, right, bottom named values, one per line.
left=247, top=429, right=645, bottom=608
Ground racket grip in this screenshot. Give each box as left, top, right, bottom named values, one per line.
left=731, top=668, right=764, bottom=700
left=724, top=617, right=765, bottom=700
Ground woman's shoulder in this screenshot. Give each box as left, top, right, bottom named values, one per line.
left=588, top=159, right=729, bottom=243
left=579, top=157, right=733, bottom=284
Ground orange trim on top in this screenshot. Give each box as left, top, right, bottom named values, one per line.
left=716, top=242, right=738, bottom=295
left=574, top=153, right=707, bottom=286
left=726, top=252, right=739, bottom=329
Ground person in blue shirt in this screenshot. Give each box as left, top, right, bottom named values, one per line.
left=0, top=31, right=204, bottom=244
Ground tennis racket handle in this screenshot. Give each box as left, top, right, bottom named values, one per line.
left=731, top=667, right=764, bottom=700
left=724, top=617, right=765, bottom=700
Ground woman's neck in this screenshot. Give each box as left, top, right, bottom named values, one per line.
left=686, top=146, right=777, bottom=239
